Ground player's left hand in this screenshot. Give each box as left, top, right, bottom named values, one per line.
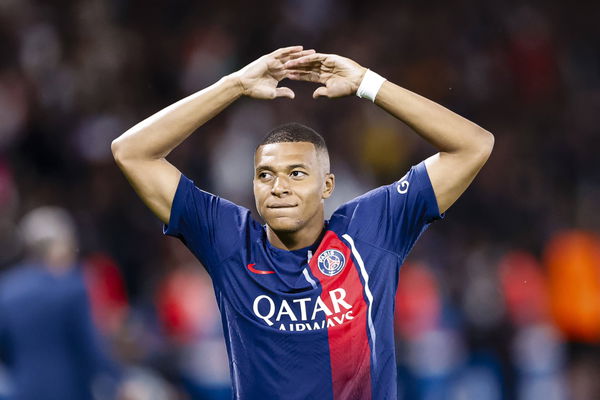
left=284, top=53, right=367, bottom=99
left=230, top=46, right=315, bottom=100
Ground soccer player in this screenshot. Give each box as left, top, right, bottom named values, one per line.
left=112, top=46, right=493, bottom=399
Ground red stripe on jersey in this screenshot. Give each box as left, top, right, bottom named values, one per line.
left=308, top=231, right=372, bottom=400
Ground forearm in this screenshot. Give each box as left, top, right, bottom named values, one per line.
left=374, top=81, right=494, bottom=156
left=284, top=51, right=494, bottom=213
left=112, top=75, right=242, bottom=161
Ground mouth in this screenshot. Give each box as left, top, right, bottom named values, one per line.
left=267, top=204, right=298, bottom=209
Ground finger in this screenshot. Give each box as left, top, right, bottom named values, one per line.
left=285, top=58, right=322, bottom=71
left=285, top=64, right=322, bottom=74
left=279, top=49, right=316, bottom=64
left=284, top=53, right=327, bottom=69
left=271, top=45, right=304, bottom=58
left=275, top=87, right=295, bottom=99
left=287, top=49, right=316, bottom=60
left=313, top=86, right=329, bottom=99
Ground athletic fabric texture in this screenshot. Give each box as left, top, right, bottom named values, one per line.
left=164, top=161, right=443, bottom=400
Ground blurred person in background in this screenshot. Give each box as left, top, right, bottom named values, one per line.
left=0, top=206, right=122, bottom=400
left=112, top=45, right=493, bottom=399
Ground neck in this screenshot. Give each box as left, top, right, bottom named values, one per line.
left=39, top=244, right=76, bottom=275
left=267, top=212, right=325, bottom=251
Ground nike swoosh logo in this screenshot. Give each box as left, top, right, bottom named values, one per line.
left=247, top=263, right=275, bottom=275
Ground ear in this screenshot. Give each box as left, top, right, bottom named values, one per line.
left=322, top=173, right=335, bottom=199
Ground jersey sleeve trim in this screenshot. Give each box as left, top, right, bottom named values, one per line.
left=414, top=161, right=445, bottom=223
left=162, top=173, right=188, bottom=237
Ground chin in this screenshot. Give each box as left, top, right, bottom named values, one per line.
left=266, top=217, right=303, bottom=233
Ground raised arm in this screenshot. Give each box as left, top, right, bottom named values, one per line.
left=111, top=46, right=314, bottom=223
left=285, top=53, right=494, bottom=214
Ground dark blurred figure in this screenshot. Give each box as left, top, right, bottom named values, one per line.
left=0, top=206, right=120, bottom=400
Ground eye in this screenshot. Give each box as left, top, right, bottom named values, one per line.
left=258, top=172, right=273, bottom=180
left=290, top=170, right=307, bottom=178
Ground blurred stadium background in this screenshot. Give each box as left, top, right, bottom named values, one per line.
left=1, top=0, right=600, bottom=399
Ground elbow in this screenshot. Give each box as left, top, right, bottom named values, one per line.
left=483, top=130, right=496, bottom=160
left=458, top=128, right=494, bottom=168
left=469, top=128, right=494, bottom=165
left=111, top=136, right=132, bottom=166
left=480, top=129, right=494, bottom=160
left=111, top=137, right=124, bottom=164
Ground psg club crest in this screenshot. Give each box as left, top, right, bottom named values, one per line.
left=317, top=249, right=346, bottom=276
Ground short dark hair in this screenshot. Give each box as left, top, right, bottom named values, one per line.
left=257, top=122, right=328, bottom=154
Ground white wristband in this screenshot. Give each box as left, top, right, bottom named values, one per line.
left=356, top=69, right=386, bottom=102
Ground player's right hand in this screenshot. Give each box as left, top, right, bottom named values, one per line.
left=229, top=46, right=315, bottom=100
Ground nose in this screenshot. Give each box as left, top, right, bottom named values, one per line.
left=271, top=175, right=291, bottom=196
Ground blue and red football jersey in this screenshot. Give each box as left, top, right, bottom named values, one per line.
left=164, top=161, right=442, bottom=399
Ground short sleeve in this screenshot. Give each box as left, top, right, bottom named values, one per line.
left=163, top=174, right=251, bottom=273
left=333, top=161, right=443, bottom=260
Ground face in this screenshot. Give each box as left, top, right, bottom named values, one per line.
left=254, top=142, right=334, bottom=234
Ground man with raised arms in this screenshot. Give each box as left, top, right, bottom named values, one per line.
left=112, top=46, right=493, bottom=399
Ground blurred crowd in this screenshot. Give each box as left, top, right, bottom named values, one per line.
left=0, top=0, right=599, bottom=398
